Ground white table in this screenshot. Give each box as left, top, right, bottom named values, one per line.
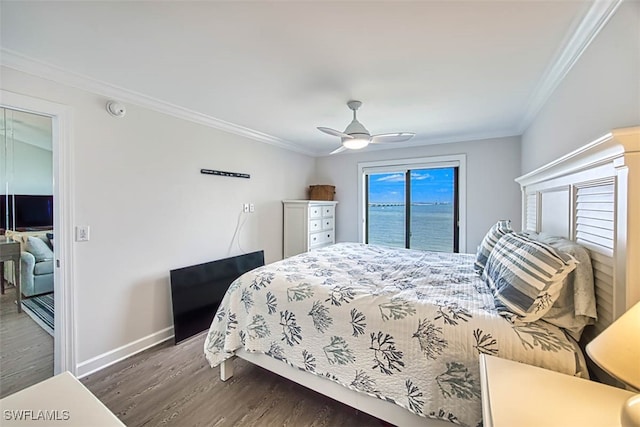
left=479, top=354, right=635, bottom=427
left=0, top=372, right=125, bottom=426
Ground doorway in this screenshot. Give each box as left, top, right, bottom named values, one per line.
left=0, top=107, right=54, bottom=397
left=0, top=90, right=75, bottom=389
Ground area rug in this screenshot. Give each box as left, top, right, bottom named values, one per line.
left=21, top=294, right=54, bottom=336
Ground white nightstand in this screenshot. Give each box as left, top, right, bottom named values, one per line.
left=0, top=372, right=124, bottom=426
left=479, top=354, right=635, bottom=427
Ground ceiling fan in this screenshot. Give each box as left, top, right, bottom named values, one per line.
left=318, top=100, right=415, bottom=154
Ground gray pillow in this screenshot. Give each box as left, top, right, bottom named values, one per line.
left=535, top=233, right=597, bottom=340
left=25, top=236, right=54, bottom=262
left=483, top=232, right=577, bottom=323
left=474, top=220, right=513, bottom=274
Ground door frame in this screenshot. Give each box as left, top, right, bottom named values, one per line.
left=358, top=154, right=467, bottom=253
left=1, top=89, right=76, bottom=375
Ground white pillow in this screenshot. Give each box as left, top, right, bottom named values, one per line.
left=535, top=233, right=597, bottom=340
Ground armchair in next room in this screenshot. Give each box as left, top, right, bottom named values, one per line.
left=6, top=231, right=54, bottom=297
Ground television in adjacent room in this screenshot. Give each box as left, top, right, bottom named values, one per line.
left=0, top=194, right=53, bottom=230
left=0, top=195, right=7, bottom=231
left=170, top=250, right=265, bottom=344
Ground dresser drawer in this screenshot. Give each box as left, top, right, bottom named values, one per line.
left=322, top=205, right=334, bottom=217
left=309, top=206, right=322, bottom=219
left=309, top=231, right=323, bottom=246
left=322, top=217, right=334, bottom=230
left=309, top=230, right=334, bottom=246
left=323, top=230, right=335, bottom=243
left=309, top=219, right=322, bottom=232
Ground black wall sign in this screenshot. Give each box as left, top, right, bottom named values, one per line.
left=200, top=169, right=250, bottom=179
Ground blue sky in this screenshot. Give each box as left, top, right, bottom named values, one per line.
left=368, top=168, right=454, bottom=203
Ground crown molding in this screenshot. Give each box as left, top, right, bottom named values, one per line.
left=2, top=48, right=515, bottom=158
left=517, top=0, right=623, bottom=133
left=0, top=48, right=316, bottom=157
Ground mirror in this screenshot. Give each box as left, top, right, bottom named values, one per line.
left=1, top=107, right=53, bottom=233
left=0, top=107, right=55, bottom=398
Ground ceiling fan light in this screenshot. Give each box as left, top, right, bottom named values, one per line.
left=343, top=137, right=369, bottom=150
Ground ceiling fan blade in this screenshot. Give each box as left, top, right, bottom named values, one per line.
left=318, top=127, right=353, bottom=139
left=370, top=132, right=416, bottom=144
left=329, top=145, right=347, bottom=155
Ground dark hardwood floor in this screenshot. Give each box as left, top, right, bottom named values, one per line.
left=0, top=284, right=54, bottom=398
left=1, top=283, right=389, bottom=425
left=81, top=333, right=389, bottom=426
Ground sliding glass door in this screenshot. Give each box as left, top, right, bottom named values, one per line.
left=365, top=166, right=459, bottom=252
left=366, top=172, right=406, bottom=249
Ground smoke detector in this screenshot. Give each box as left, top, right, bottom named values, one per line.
left=106, top=101, right=126, bottom=118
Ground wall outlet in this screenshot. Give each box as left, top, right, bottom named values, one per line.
left=249, top=203, right=255, bottom=213
left=243, top=203, right=249, bottom=213
left=76, top=225, right=90, bottom=242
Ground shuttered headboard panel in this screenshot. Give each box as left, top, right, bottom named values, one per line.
left=524, top=192, right=538, bottom=232
left=516, top=127, right=640, bottom=348
left=575, top=180, right=616, bottom=336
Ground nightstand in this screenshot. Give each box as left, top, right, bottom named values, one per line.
left=0, top=372, right=124, bottom=426
left=479, top=354, right=635, bottom=427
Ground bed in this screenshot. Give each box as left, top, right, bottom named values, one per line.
left=204, top=126, right=639, bottom=426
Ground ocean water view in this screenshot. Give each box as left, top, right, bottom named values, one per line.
left=367, top=203, right=454, bottom=252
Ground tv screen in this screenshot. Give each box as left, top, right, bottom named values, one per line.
left=0, top=195, right=7, bottom=230
left=12, top=195, right=53, bottom=229
left=170, top=250, right=265, bottom=344
left=0, top=195, right=53, bottom=230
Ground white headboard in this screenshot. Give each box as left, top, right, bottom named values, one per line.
left=516, top=126, right=640, bottom=345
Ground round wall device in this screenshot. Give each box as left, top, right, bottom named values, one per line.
left=106, top=101, right=126, bottom=118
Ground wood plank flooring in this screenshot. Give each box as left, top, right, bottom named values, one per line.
left=0, top=285, right=54, bottom=398
left=82, top=333, right=389, bottom=426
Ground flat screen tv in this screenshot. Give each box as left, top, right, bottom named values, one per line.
left=0, top=194, right=53, bottom=229
left=0, top=195, right=7, bottom=230
left=170, top=250, right=265, bottom=344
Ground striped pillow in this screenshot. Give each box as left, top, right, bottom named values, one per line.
left=483, top=233, right=578, bottom=323
left=474, top=220, right=513, bottom=274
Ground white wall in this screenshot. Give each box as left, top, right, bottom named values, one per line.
left=1, top=66, right=315, bottom=369
left=314, top=136, right=522, bottom=253
left=10, top=141, right=53, bottom=194
left=521, top=1, right=640, bottom=173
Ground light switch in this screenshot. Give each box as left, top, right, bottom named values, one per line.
left=76, top=225, right=90, bottom=242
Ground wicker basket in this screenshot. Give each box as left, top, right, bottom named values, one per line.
left=308, top=185, right=336, bottom=201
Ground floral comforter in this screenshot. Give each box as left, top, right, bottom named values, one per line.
left=204, top=243, right=585, bottom=427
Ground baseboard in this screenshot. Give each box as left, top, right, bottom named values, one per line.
left=76, top=326, right=174, bottom=378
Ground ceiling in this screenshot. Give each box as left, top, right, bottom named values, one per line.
left=0, top=1, right=600, bottom=156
